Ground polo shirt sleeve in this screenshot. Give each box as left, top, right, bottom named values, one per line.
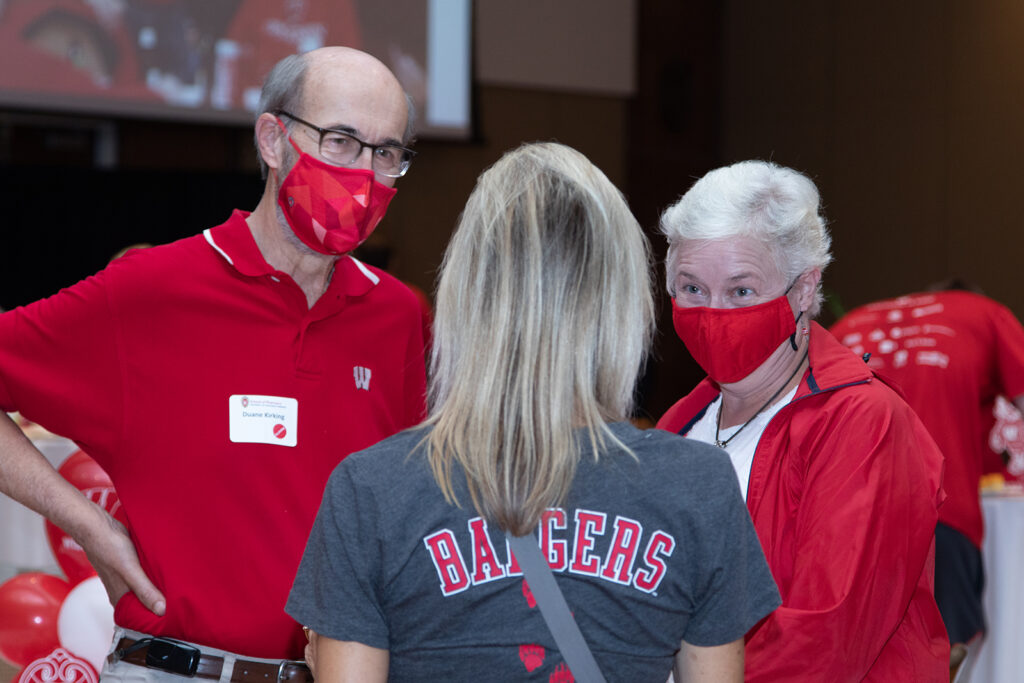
left=286, top=456, right=389, bottom=649
left=987, top=299, right=1024, bottom=400
left=0, top=269, right=124, bottom=462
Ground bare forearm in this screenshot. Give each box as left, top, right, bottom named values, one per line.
left=316, top=636, right=388, bottom=683
left=674, top=639, right=744, bottom=682
left=0, top=412, right=106, bottom=543
left=0, top=411, right=165, bottom=614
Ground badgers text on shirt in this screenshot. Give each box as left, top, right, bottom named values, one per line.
left=422, top=508, right=676, bottom=596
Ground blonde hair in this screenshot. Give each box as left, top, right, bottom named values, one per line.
left=424, top=142, right=654, bottom=536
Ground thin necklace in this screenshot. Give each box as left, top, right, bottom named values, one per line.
left=715, top=349, right=809, bottom=449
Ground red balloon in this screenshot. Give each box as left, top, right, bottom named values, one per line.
left=0, top=574, right=71, bottom=667
left=45, top=451, right=125, bottom=585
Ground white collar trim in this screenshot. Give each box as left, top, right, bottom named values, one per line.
left=348, top=255, right=380, bottom=286
left=203, top=229, right=234, bottom=266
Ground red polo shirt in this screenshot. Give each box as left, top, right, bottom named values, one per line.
left=0, top=210, right=427, bottom=657
left=832, top=291, right=1024, bottom=548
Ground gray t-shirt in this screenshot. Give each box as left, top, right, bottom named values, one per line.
left=287, top=422, right=779, bottom=682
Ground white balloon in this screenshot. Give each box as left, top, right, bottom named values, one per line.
left=57, top=576, right=115, bottom=674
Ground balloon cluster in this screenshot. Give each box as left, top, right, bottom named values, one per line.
left=0, top=451, right=119, bottom=683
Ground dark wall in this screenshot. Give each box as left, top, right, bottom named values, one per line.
left=0, top=118, right=262, bottom=310
left=627, top=0, right=723, bottom=421
left=720, top=1, right=1024, bottom=320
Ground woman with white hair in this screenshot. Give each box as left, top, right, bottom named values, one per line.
left=286, top=143, right=779, bottom=682
left=657, top=160, right=949, bottom=681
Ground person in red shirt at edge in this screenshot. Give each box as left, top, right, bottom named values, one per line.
left=0, top=47, right=427, bottom=680
left=655, top=160, right=950, bottom=682
left=831, top=284, right=1024, bottom=656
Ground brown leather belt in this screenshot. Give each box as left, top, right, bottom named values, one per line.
left=111, top=637, right=313, bottom=683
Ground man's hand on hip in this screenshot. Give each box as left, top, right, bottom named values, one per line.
left=80, top=500, right=166, bottom=616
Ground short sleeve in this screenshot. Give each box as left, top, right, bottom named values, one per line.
left=286, top=459, right=389, bottom=649
left=682, top=459, right=780, bottom=646
left=0, top=270, right=124, bottom=461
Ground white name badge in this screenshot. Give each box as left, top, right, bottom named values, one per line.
left=229, top=395, right=298, bottom=447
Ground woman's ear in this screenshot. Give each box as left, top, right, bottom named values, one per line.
left=255, top=113, right=287, bottom=173
left=796, top=268, right=822, bottom=313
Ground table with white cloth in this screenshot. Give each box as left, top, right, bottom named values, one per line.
left=0, top=434, right=78, bottom=583
left=973, top=491, right=1024, bottom=682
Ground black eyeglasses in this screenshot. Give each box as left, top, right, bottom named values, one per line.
left=275, top=110, right=415, bottom=178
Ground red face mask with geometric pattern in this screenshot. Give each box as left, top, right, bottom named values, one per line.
left=276, top=134, right=396, bottom=256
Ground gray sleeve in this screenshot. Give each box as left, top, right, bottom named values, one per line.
left=682, top=463, right=781, bottom=646
left=286, top=459, right=389, bottom=649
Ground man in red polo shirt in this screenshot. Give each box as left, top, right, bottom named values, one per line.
left=832, top=286, right=1024, bottom=650
left=0, top=46, right=426, bottom=678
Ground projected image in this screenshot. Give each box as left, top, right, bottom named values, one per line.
left=0, top=0, right=470, bottom=138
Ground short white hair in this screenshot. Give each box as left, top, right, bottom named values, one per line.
left=660, top=160, right=833, bottom=316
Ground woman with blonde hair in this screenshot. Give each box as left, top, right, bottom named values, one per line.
left=287, top=142, right=779, bottom=682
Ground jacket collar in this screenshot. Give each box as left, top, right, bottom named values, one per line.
left=685, top=321, right=874, bottom=412
left=797, top=321, right=874, bottom=397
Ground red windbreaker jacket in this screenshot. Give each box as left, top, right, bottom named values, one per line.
left=658, top=323, right=949, bottom=682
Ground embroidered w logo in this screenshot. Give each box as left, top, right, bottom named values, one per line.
left=354, top=366, right=372, bottom=390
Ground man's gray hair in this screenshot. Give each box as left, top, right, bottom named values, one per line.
left=252, top=53, right=417, bottom=179
left=254, top=53, right=308, bottom=180
left=660, top=160, right=833, bottom=316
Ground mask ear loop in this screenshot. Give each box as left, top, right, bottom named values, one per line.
left=270, top=117, right=305, bottom=186
left=274, top=117, right=304, bottom=154
left=789, top=310, right=804, bottom=351
left=784, top=277, right=807, bottom=351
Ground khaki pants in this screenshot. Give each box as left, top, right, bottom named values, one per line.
left=101, top=628, right=285, bottom=683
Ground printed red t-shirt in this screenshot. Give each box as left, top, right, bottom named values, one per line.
left=831, top=290, right=1024, bottom=547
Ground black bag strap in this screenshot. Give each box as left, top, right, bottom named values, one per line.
left=506, top=532, right=607, bottom=683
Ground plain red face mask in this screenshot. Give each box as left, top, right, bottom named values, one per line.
left=275, top=125, right=396, bottom=256
left=672, top=294, right=799, bottom=384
